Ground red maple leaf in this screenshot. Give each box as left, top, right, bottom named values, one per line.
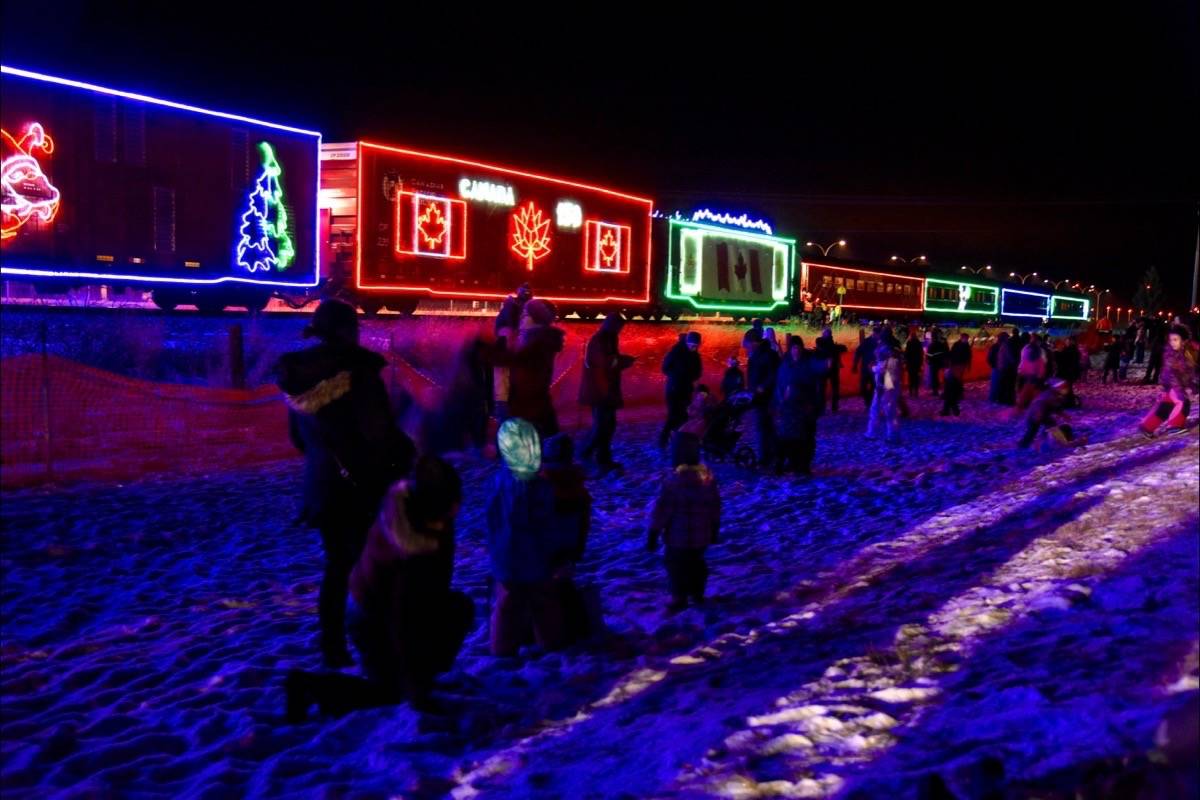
left=598, top=228, right=618, bottom=267
left=511, top=201, right=551, bottom=271
left=417, top=201, right=447, bottom=249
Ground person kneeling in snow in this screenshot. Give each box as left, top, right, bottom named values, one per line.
left=647, top=433, right=722, bottom=612
left=1018, top=379, right=1085, bottom=450
left=487, top=419, right=582, bottom=656
left=285, top=455, right=470, bottom=720
left=1139, top=326, right=1199, bottom=438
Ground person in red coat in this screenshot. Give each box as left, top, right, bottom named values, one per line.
left=578, top=313, right=636, bottom=473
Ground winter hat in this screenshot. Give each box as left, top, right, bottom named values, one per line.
left=541, top=433, right=574, bottom=469
left=821, top=327, right=833, bottom=338
left=670, top=431, right=701, bottom=467
left=304, top=299, right=358, bottom=343
left=686, top=331, right=702, bottom=345
left=524, top=299, right=557, bottom=326
left=497, top=418, right=541, bottom=479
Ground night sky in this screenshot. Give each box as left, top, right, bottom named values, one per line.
left=3, top=3, right=1197, bottom=309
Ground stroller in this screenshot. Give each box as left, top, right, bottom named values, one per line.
left=699, top=391, right=758, bottom=468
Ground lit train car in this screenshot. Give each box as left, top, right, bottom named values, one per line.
left=922, top=274, right=1001, bottom=320
left=320, top=141, right=653, bottom=316
left=0, top=65, right=321, bottom=312
left=653, top=210, right=797, bottom=320
left=801, top=258, right=926, bottom=316
left=1000, top=286, right=1091, bottom=323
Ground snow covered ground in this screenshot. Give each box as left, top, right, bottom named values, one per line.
left=1, top=377, right=1197, bottom=798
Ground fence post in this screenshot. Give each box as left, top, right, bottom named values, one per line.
left=228, top=324, right=246, bottom=389
left=40, top=319, right=53, bottom=481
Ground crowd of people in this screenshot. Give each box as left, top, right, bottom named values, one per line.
left=275, top=290, right=1199, bottom=720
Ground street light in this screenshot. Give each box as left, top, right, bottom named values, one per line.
left=960, top=264, right=993, bottom=275
left=805, top=239, right=847, bottom=257
left=1043, top=278, right=1075, bottom=290
left=890, top=255, right=927, bottom=265
left=1089, top=288, right=1109, bottom=321
left=1009, top=271, right=1039, bottom=284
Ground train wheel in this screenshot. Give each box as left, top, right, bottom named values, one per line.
left=242, top=292, right=271, bottom=313
left=195, top=297, right=227, bottom=314
left=359, top=298, right=384, bottom=317
left=151, top=290, right=179, bottom=312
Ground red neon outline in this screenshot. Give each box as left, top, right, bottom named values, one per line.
left=802, top=260, right=925, bottom=312
left=510, top=200, right=552, bottom=271
left=583, top=219, right=632, bottom=274
left=393, top=189, right=467, bottom=260
left=353, top=141, right=653, bottom=303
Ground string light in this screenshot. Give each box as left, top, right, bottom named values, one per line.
left=1050, top=295, right=1090, bottom=321
left=689, top=209, right=773, bottom=235
left=510, top=201, right=552, bottom=271
left=583, top=220, right=631, bottom=273
left=801, top=261, right=924, bottom=313
left=1001, top=287, right=1051, bottom=319
left=394, top=190, right=467, bottom=260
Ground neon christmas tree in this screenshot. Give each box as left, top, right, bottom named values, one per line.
left=236, top=141, right=295, bottom=272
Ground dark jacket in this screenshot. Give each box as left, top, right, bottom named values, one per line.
left=277, top=343, right=414, bottom=527
left=494, top=324, right=566, bottom=424
left=775, top=355, right=823, bottom=436
left=487, top=469, right=578, bottom=584
left=662, top=340, right=702, bottom=397
left=579, top=317, right=634, bottom=408
left=814, top=336, right=847, bottom=371
left=927, top=338, right=950, bottom=370
left=542, top=463, right=592, bottom=565
left=1103, top=341, right=1123, bottom=367
left=1027, top=387, right=1066, bottom=426
left=648, top=465, right=721, bottom=549
left=747, top=339, right=781, bottom=397
left=853, top=339, right=876, bottom=373
left=949, top=340, right=973, bottom=375
left=349, top=483, right=455, bottom=673
left=1056, top=345, right=1082, bottom=382
left=904, top=337, right=924, bottom=369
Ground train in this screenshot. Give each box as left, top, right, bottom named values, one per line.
left=2, top=64, right=1092, bottom=324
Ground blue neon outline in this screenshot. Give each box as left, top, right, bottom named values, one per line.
left=1001, top=287, right=1051, bottom=319
left=0, top=64, right=321, bottom=289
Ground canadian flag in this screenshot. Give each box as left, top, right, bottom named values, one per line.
left=584, top=220, right=630, bottom=273
left=395, top=191, right=467, bottom=259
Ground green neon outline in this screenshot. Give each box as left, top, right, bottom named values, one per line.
left=1050, top=295, right=1090, bottom=321
left=663, top=218, right=796, bottom=313
left=923, top=276, right=999, bottom=315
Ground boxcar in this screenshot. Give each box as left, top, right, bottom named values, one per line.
left=656, top=211, right=796, bottom=319
left=320, top=141, right=653, bottom=316
left=1, top=66, right=321, bottom=312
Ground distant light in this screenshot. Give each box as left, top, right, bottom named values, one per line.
left=837, top=240, right=846, bottom=246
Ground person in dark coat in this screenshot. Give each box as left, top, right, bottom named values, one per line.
left=1142, top=324, right=1166, bottom=385
left=747, top=334, right=781, bottom=465
left=276, top=299, right=416, bottom=667
left=1019, top=379, right=1078, bottom=449
left=487, top=419, right=580, bottom=656
left=658, top=331, right=703, bottom=447
left=927, top=330, right=949, bottom=396
left=647, top=432, right=721, bottom=611
left=775, top=336, right=823, bottom=474
left=578, top=313, right=636, bottom=473
left=852, top=328, right=876, bottom=406
left=1102, top=337, right=1123, bottom=383
left=1055, top=336, right=1083, bottom=408
left=987, top=332, right=1009, bottom=403
left=941, top=333, right=972, bottom=416
left=492, top=283, right=532, bottom=422
left=813, top=327, right=847, bottom=413
left=540, top=434, right=594, bottom=643
left=285, top=455, right=468, bottom=719
left=904, top=332, right=924, bottom=398
left=492, top=299, right=565, bottom=438
left=742, top=318, right=765, bottom=357
left=720, top=356, right=746, bottom=401
left=425, top=333, right=491, bottom=455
